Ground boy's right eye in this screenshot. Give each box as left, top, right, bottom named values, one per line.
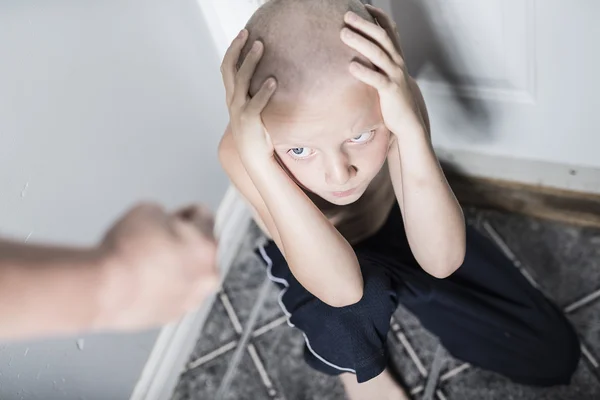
left=287, top=147, right=314, bottom=159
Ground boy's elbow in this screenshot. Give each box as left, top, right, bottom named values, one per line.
left=217, top=131, right=230, bottom=166
left=428, top=249, right=466, bottom=279
left=429, top=265, right=458, bottom=279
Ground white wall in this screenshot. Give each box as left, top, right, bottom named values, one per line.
left=0, top=0, right=229, bottom=398
left=373, top=0, right=600, bottom=193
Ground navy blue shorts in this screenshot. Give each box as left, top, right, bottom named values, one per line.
left=255, top=203, right=580, bottom=385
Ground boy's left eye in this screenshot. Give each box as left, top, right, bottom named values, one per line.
left=350, top=130, right=375, bottom=143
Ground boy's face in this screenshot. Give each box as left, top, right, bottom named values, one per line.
left=263, top=80, right=391, bottom=206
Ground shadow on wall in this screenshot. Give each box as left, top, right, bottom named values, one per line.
left=388, top=0, right=493, bottom=141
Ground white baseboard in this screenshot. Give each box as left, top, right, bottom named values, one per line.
left=130, top=187, right=251, bottom=400
left=436, top=147, right=600, bottom=195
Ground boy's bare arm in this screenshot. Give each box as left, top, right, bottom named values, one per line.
left=386, top=78, right=466, bottom=278
left=340, top=6, right=465, bottom=278
left=219, top=127, right=284, bottom=250
left=219, top=126, right=363, bottom=307
left=220, top=32, right=363, bottom=307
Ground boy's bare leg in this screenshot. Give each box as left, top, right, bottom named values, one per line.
left=340, top=368, right=410, bottom=400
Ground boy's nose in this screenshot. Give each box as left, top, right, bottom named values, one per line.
left=325, top=156, right=356, bottom=186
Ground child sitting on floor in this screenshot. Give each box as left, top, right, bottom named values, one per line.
left=218, top=0, right=580, bottom=398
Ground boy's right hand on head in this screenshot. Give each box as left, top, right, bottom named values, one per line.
left=96, top=202, right=219, bottom=332
left=221, top=29, right=277, bottom=166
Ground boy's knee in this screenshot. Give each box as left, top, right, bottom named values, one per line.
left=542, top=324, right=580, bottom=385
left=296, top=281, right=395, bottom=345
left=286, top=268, right=396, bottom=381
left=333, top=291, right=390, bottom=329
left=299, top=290, right=394, bottom=382
left=522, top=314, right=580, bottom=386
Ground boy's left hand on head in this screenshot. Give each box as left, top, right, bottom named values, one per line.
left=341, top=5, right=423, bottom=135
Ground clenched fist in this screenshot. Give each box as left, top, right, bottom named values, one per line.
left=97, top=203, right=219, bottom=331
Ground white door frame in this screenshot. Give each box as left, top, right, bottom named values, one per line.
left=129, top=2, right=262, bottom=399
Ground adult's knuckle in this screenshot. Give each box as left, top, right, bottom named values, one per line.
left=135, top=202, right=161, bottom=214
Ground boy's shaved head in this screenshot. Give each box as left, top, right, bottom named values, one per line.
left=236, top=1, right=391, bottom=207
left=239, top=0, right=375, bottom=111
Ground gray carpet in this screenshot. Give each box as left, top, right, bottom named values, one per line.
left=173, top=208, right=600, bottom=400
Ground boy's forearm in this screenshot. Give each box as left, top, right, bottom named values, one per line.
left=389, top=122, right=466, bottom=278
left=243, top=157, right=363, bottom=306
left=0, top=240, right=106, bottom=340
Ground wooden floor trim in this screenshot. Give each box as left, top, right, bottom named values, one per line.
left=446, top=172, right=600, bottom=228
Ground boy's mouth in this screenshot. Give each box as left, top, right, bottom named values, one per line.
left=331, top=188, right=357, bottom=198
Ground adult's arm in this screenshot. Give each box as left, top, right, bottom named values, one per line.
left=0, top=203, right=219, bottom=341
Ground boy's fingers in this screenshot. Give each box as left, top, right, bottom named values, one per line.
left=341, top=28, right=401, bottom=79
left=233, top=40, right=264, bottom=107
left=221, top=30, right=247, bottom=79
left=221, top=30, right=248, bottom=105
left=245, top=78, right=277, bottom=115
left=365, top=4, right=394, bottom=27
left=344, top=12, right=403, bottom=67
left=364, top=5, right=406, bottom=60
left=349, top=61, right=390, bottom=91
